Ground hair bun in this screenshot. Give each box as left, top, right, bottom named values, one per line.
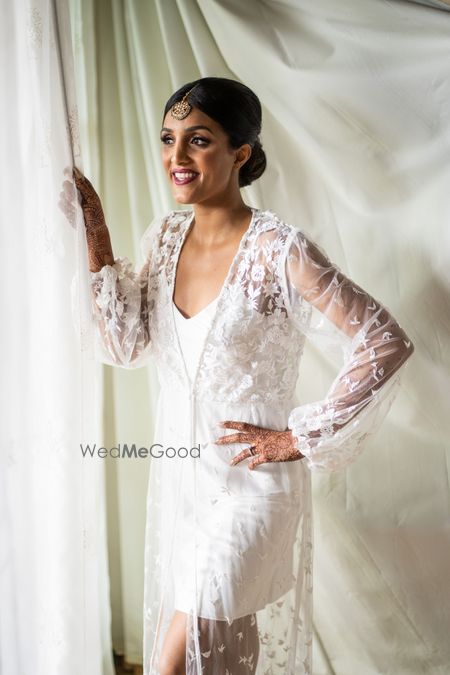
left=239, top=138, right=266, bottom=188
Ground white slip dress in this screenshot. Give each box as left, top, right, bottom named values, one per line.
left=172, top=295, right=219, bottom=385
left=170, top=294, right=302, bottom=621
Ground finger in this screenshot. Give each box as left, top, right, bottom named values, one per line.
left=73, top=175, right=91, bottom=196
left=248, top=454, right=268, bottom=470
left=73, top=175, right=86, bottom=197
left=230, top=447, right=256, bottom=466
left=72, top=167, right=83, bottom=184
left=73, top=169, right=94, bottom=195
left=58, top=196, right=75, bottom=215
left=215, top=432, right=253, bottom=445
left=219, top=420, right=261, bottom=432
left=59, top=193, right=76, bottom=212
left=57, top=198, right=76, bottom=224
left=61, top=182, right=76, bottom=201
left=62, top=178, right=74, bottom=192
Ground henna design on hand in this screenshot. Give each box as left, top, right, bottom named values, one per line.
left=58, top=166, right=115, bottom=272
left=214, top=420, right=305, bottom=470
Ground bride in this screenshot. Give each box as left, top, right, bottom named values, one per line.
left=62, top=76, right=414, bottom=675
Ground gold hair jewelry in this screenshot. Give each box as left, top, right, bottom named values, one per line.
left=170, top=87, right=196, bottom=120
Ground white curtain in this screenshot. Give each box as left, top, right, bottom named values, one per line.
left=0, top=1, right=114, bottom=674
left=68, top=0, right=450, bottom=672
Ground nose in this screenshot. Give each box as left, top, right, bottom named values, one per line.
left=170, top=138, right=190, bottom=166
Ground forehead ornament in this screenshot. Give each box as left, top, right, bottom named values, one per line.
left=170, top=86, right=196, bottom=120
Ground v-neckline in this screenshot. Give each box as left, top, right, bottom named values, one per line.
left=172, top=295, right=219, bottom=321
left=170, top=206, right=258, bottom=390
left=171, top=207, right=257, bottom=321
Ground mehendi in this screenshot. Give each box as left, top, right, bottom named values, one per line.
left=214, top=420, right=305, bottom=470
left=58, top=166, right=115, bottom=272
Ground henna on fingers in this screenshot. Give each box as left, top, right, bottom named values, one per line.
left=214, top=420, right=305, bottom=470
left=58, top=166, right=115, bottom=272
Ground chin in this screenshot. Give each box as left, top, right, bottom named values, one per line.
left=173, top=194, right=194, bottom=205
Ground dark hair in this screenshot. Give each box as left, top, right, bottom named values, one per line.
left=163, top=77, right=266, bottom=188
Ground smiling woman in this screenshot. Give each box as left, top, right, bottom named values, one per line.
left=157, top=81, right=267, bottom=321
left=161, top=78, right=266, bottom=193
left=66, top=76, right=415, bottom=675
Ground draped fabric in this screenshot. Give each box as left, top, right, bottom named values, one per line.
left=69, top=0, right=450, bottom=672
left=0, top=1, right=114, bottom=674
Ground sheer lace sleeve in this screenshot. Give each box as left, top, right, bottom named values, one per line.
left=280, top=227, right=415, bottom=472
left=89, top=213, right=163, bottom=369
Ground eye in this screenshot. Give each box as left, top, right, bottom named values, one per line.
left=191, top=135, right=209, bottom=146
left=160, top=134, right=173, bottom=145
left=159, top=134, right=210, bottom=146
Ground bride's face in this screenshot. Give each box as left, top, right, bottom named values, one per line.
left=160, top=106, right=251, bottom=204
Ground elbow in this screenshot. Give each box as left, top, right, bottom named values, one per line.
left=402, top=334, right=415, bottom=361
left=101, top=348, right=151, bottom=370
left=407, top=339, right=415, bottom=358
left=94, top=328, right=152, bottom=369
left=394, top=331, right=415, bottom=372
left=118, top=334, right=152, bottom=369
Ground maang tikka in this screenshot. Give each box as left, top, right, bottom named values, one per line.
left=170, top=86, right=196, bottom=120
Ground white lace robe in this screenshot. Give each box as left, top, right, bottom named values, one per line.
left=90, top=207, right=414, bottom=674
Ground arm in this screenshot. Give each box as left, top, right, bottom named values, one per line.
left=72, top=167, right=115, bottom=273
left=71, top=167, right=161, bottom=368
left=89, top=249, right=155, bottom=368
left=281, top=227, right=415, bottom=472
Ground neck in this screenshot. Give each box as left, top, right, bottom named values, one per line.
left=190, top=193, right=252, bottom=246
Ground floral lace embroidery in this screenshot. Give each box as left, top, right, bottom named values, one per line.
left=89, top=207, right=414, bottom=674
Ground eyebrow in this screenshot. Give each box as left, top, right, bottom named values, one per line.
left=160, top=125, right=215, bottom=135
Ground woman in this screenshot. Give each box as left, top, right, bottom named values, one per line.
left=64, top=77, right=414, bottom=674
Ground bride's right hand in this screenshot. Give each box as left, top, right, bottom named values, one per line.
left=58, top=166, right=114, bottom=272
left=58, top=166, right=108, bottom=233
left=71, top=166, right=108, bottom=231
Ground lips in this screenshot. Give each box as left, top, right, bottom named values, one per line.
left=172, top=170, right=199, bottom=185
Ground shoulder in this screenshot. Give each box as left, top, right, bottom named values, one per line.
left=140, top=209, right=192, bottom=262
left=161, top=207, right=298, bottom=235
left=165, top=208, right=193, bottom=222
left=252, top=207, right=301, bottom=247
left=150, top=209, right=194, bottom=248
left=161, top=208, right=193, bottom=233
left=162, top=206, right=306, bottom=245
left=251, top=209, right=337, bottom=276
left=255, top=208, right=330, bottom=257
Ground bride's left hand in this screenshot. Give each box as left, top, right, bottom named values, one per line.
left=214, top=420, right=305, bottom=470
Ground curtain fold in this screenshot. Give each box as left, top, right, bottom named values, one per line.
left=69, top=0, right=449, bottom=672
left=0, top=1, right=114, bottom=673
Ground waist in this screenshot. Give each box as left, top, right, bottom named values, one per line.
left=158, top=384, right=296, bottom=408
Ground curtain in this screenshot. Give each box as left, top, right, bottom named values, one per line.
left=69, top=0, right=450, bottom=672
left=0, top=1, right=114, bottom=673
